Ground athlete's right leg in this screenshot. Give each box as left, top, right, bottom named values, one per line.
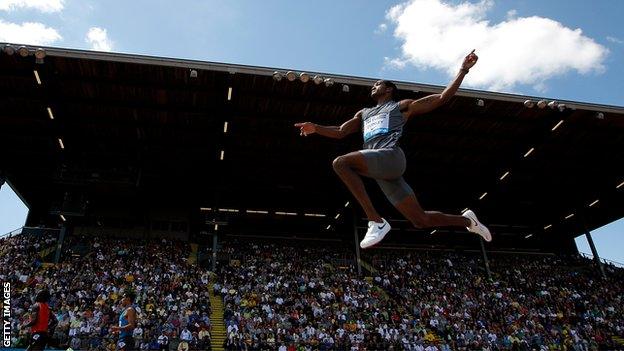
left=332, top=151, right=382, bottom=222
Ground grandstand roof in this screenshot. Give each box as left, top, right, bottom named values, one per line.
left=1, top=44, right=623, bottom=248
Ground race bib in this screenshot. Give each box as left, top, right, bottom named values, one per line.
left=118, top=341, right=126, bottom=348
left=363, top=112, right=389, bottom=141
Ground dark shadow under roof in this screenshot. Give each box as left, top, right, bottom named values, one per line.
left=1, top=44, right=623, bottom=247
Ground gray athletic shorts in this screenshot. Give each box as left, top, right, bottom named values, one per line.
left=359, top=147, right=414, bottom=205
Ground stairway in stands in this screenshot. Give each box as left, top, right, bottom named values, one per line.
left=358, top=258, right=377, bottom=275
left=208, top=275, right=226, bottom=351
left=38, top=245, right=56, bottom=260
left=188, top=243, right=198, bottom=265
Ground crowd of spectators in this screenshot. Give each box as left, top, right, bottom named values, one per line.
left=364, top=250, right=624, bottom=350
left=216, top=241, right=410, bottom=350
left=216, top=241, right=624, bottom=350
left=2, top=232, right=623, bottom=350
left=0, top=231, right=57, bottom=289
left=1, top=234, right=213, bottom=351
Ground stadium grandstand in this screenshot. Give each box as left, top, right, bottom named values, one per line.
left=1, top=44, right=624, bottom=350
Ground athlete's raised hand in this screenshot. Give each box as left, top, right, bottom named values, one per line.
left=461, top=49, right=478, bottom=70
left=401, top=51, right=478, bottom=119
left=294, top=122, right=316, bottom=136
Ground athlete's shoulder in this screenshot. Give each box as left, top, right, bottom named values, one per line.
left=359, top=107, right=373, bottom=119
left=390, top=100, right=403, bottom=110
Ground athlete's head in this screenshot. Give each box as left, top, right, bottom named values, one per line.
left=34, top=289, right=50, bottom=303
left=371, top=80, right=399, bottom=101
left=122, top=291, right=136, bottom=307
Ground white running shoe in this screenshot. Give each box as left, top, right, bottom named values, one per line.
left=462, top=209, right=492, bottom=242
left=360, top=218, right=391, bottom=249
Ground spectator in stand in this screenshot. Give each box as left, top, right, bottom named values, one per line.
left=158, top=331, right=169, bottom=351
left=180, top=327, right=192, bottom=342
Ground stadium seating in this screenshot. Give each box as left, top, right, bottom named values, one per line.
left=2, top=234, right=623, bottom=350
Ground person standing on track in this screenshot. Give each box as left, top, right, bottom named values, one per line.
left=110, top=291, right=137, bottom=351
left=295, top=50, right=491, bottom=248
left=20, top=289, right=58, bottom=351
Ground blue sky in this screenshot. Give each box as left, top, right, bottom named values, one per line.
left=1, top=0, right=622, bottom=262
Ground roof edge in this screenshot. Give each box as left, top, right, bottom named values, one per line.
left=4, top=43, right=624, bottom=114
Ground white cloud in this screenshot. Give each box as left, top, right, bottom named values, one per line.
left=0, top=0, right=64, bottom=13
left=86, top=27, right=113, bottom=52
left=375, top=23, right=388, bottom=35
left=532, top=82, right=547, bottom=94
left=506, top=9, right=517, bottom=20
left=0, top=19, right=61, bottom=45
left=606, top=36, right=623, bottom=44
left=383, top=56, right=407, bottom=69
left=385, top=0, right=609, bottom=92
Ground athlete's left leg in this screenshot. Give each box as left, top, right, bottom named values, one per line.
left=383, top=178, right=491, bottom=241
left=391, top=189, right=470, bottom=228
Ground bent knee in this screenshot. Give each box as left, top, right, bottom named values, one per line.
left=332, top=155, right=349, bottom=172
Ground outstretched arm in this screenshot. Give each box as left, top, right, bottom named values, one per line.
left=294, top=110, right=362, bottom=139
left=400, top=50, right=478, bottom=119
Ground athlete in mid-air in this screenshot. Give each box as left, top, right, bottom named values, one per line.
left=295, top=50, right=491, bottom=248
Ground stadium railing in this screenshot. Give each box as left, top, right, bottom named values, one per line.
left=580, top=251, right=624, bottom=268
left=1, top=226, right=61, bottom=240
left=0, top=226, right=23, bottom=239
